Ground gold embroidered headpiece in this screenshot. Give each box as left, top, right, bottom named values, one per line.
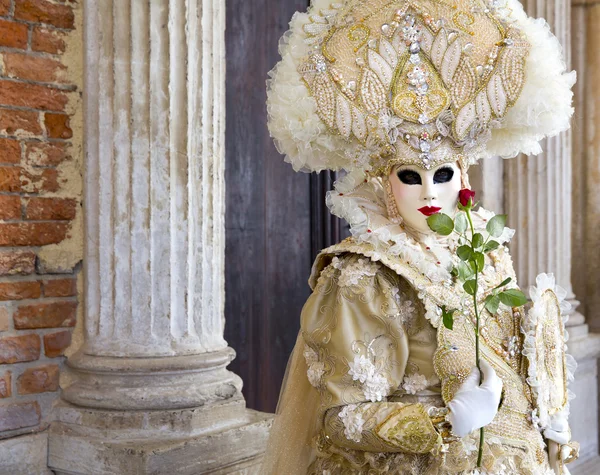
left=267, top=0, right=574, bottom=176
left=298, top=0, right=529, bottom=175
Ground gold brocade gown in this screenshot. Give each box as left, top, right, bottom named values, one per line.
left=299, top=237, right=553, bottom=475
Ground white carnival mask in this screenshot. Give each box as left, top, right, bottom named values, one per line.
left=388, top=162, right=461, bottom=235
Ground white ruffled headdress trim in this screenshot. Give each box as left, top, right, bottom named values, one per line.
left=484, top=0, right=576, bottom=159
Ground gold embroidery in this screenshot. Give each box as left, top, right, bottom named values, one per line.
left=377, top=405, right=442, bottom=453
left=453, top=11, right=476, bottom=36
left=299, top=0, right=530, bottom=175
left=348, top=24, right=371, bottom=52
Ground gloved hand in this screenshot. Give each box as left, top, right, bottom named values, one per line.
left=446, top=360, right=503, bottom=438
left=545, top=409, right=577, bottom=474
left=544, top=408, right=571, bottom=445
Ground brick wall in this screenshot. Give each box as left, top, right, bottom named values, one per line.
left=0, top=0, right=81, bottom=438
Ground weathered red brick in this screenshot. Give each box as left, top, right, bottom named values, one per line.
left=0, top=166, right=21, bottom=192
left=0, top=371, right=11, bottom=398
left=17, top=364, right=59, bottom=394
left=0, top=138, right=21, bottom=164
left=0, top=222, right=69, bottom=246
left=0, top=401, right=41, bottom=432
left=0, top=19, right=28, bottom=49
left=0, top=333, right=40, bottom=363
left=0, top=0, right=10, bottom=16
left=3, top=53, right=69, bottom=86
left=21, top=167, right=59, bottom=193
left=43, top=278, right=76, bottom=297
left=0, top=307, right=8, bottom=331
left=14, top=0, right=75, bottom=29
left=44, top=112, right=72, bottom=138
left=0, top=281, right=41, bottom=301
left=25, top=141, right=68, bottom=167
left=0, top=108, right=42, bottom=137
left=0, top=80, right=69, bottom=112
left=0, top=195, right=21, bottom=220
left=32, top=26, right=67, bottom=54
left=0, top=250, right=36, bottom=276
left=14, top=301, right=76, bottom=329
left=26, top=197, right=76, bottom=221
left=43, top=329, right=71, bottom=357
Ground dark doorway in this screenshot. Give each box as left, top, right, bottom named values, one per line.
left=224, top=0, right=349, bottom=413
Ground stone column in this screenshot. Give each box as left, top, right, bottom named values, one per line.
left=505, top=1, right=600, bottom=471
left=572, top=0, right=600, bottom=332
left=47, top=1, right=270, bottom=473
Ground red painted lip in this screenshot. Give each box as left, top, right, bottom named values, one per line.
left=418, top=206, right=442, bottom=216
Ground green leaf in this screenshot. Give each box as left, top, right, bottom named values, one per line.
left=474, top=251, right=485, bottom=272
left=484, top=240, right=500, bottom=253
left=441, top=306, right=456, bottom=331
left=457, top=261, right=474, bottom=282
left=494, top=277, right=512, bottom=290
left=498, top=289, right=528, bottom=307
left=486, top=214, right=507, bottom=238
left=427, top=213, right=454, bottom=236
left=485, top=295, right=501, bottom=314
left=457, top=245, right=473, bottom=262
left=463, top=279, right=478, bottom=296
left=455, top=213, right=468, bottom=234
left=450, top=267, right=459, bottom=278
left=472, top=233, right=484, bottom=249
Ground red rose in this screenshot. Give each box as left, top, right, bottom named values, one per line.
left=459, top=189, right=476, bottom=207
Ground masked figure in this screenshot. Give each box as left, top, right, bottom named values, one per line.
left=263, top=1, right=578, bottom=474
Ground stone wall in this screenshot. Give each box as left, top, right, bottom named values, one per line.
left=0, top=0, right=82, bottom=441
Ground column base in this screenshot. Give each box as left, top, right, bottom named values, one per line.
left=48, top=397, right=273, bottom=475
left=62, top=348, right=242, bottom=410
left=565, top=327, right=600, bottom=469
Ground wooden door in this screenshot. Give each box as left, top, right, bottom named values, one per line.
left=224, top=0, right=348, bottom=413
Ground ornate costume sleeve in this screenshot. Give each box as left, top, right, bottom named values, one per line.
left=301, top=254, right=445, bottom=454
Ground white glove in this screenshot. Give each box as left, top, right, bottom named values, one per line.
left=544, top=408, right=571, bottom=445
left=545, top=409, right=577, bottom=474
left=447, top=360, right=503, bottom=438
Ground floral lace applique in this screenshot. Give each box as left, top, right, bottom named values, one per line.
left=337, top=258, right=380, bottom=288
left=402, top=373, right=430, bottom=395
left=303, top=344, right=325, bottom=388
left=338, top=404, right=365, bottom=443
left=348, top=354, right=391, bottom=402
left=461, top=436, right=478, bottom=456
left=391, top=287, right=417, bottom=325
left=317, top=256, right=343, bottom=283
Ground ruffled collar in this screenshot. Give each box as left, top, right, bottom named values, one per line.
left=326, top=171, right=515, bottom=284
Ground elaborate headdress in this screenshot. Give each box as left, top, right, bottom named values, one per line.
left=267, top=0, right=575, bottom=176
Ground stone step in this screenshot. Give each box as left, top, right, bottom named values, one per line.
left=49, top=409, right=273, bottom=475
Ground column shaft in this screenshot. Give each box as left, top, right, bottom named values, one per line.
left=61, top=0, right=238, bottom=411
left=84, top=0, right=226, bottom=358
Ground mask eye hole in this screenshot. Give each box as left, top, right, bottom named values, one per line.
left=433, top=167, right=454, bottom=184
left=398, top=169, right=422, bottom=185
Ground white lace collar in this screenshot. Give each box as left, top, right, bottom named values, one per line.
left=326, top=171, right=515, bottom=284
